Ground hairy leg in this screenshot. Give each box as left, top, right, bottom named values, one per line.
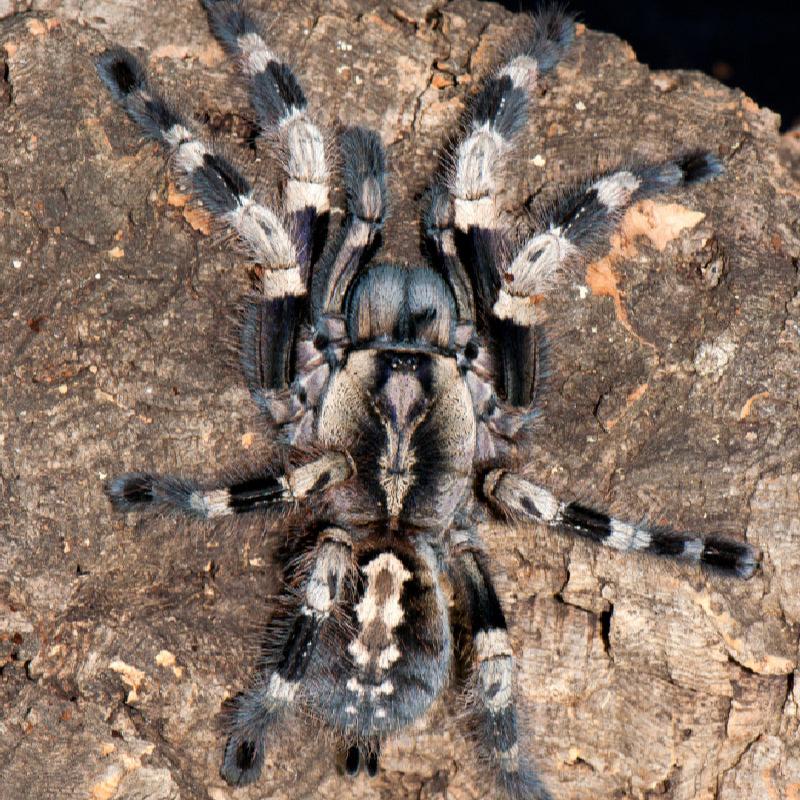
left=107, top=451, right=353, bottom=519
left=422, top=9, right=574, bottom=408
left=423, top=7, right=575, bottom=318
left=452, top=546, right=551, bottom=800
left=484, top=469, right=759, bottom=578
left=493, top=154, right=724, bottom=329
left=200, top=0, right=330, bottom=273
left=96, top=49, right=302, bottom=296
left=222, top=527, right=353, bottom=785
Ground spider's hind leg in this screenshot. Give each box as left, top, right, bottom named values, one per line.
left=221, top=527, right=354, bottom=786
left=450, top=546, right=551, bottom=800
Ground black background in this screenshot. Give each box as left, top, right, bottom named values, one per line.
left=497, top=0, right=798, bottom=131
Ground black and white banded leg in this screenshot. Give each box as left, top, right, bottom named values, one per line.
left=423, top=9, right=574, bottom=405
left=106, top=451, right=353, bottom=519
left=423, top=181, right=477, bottom=325
left=446, top=8, right=574, bottom=243
left=492, top=153, right=725, bottom=331
left=483, top=470, right=759, bottom=578
left=456, top=549, right=550, bottom=800
left=200, top=0, right=330, bottom=272
left=95, top=46, right=315, bottom=407
left=96, top=48, right=302, bottom=298
left=202, top=0, right=335, bottom=400
left=222, top=527, right=353, bottom=785
left=480, top=154, right=723, bottom=407
left=312, top=126, right=388, bottom=318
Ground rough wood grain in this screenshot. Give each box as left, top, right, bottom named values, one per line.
left=1, top=2, right=799, bottom=799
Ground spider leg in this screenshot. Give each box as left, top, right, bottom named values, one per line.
left=494, top=154, right=723, bottom=407
left=222, top=527, right=353, bottom=785
left=423, top=8, right=574, bottom=321
left=452, top=546, right=551, bottom=800
left=96, top=46, right=315, bottom=405
left=483, top=469, right=759, bottom=578
left=494, top=154, right=724, bottom=331
left=312, top=126, right=388, bottom=319
left=203, top=0, right=337, bottom=402
left=200, top=0, right=330, bottom=272
left=106, top=451, right=353, bottom=519
left=422, top=8, right=573, bottom=406
left=97, top=49, right=302, bottom=299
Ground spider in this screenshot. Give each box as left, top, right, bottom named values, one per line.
left=97, top=2, right=759, bottom=798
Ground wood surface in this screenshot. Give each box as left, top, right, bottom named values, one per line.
left=2, top=1, right=799, bottom=798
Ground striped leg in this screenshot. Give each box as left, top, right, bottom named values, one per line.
left=96, top=49, right=301, bottom=296
left=441, top=8, right=575, bottom=311
left=222, top=528, right=353, bottom=785
left=482, top=154, right=723, bottom=406
left=492, top=154, right=725, bottom=330
left=483, top=470, right=759, bottom=578
left=96, top=47, right=314, bottom=406
left=106, top=452, right=353, bottom=519
left=312, top=126, right=388, bottom=318
left=200, top=0, right=330, bottom=272
left=456, top=549, right=550, bottom=800
left=423, top=9, right=574, bottom=405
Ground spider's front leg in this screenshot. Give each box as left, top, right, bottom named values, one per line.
left=483, top=469, right=759, bottom=578
left=201, top=0, right=330, bottom=258
left=96, top=42, right=318, bottom=414
left=107, top=451, right=353, bottom=518
left=423, top=8, right=574, bottom=407
left=221, top=526, right=354, bottom=785
left=451, top=545, right=551, bottom=800
left=200, top=0, right=338, bottom=404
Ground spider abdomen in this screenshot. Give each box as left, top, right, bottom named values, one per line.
left=309, top=544, right=451, bottom=737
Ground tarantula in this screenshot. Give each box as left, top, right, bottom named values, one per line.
left=98, top=2, right=759, bottom=797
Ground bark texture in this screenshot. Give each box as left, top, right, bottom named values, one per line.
left=2, top=2, right=800, bottom=799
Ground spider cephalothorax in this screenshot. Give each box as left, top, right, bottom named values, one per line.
left=98, top=2, right=759, bottom=798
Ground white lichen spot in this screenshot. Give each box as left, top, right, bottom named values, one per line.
left=694, top=332, right=737, bottom=377
left=155, top=650, right=176, bottom=668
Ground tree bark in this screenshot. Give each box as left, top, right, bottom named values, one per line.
left=1, top=2, right=799, bottom=799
